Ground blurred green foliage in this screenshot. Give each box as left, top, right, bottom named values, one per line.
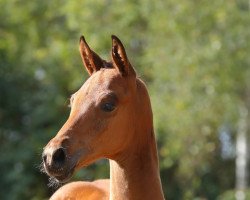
left=218, top=189, right=250, bottom=200
left=0, top=0, right=249, bottom=199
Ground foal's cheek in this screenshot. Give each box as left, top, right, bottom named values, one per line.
left=92, top=118, right=108, bottom=135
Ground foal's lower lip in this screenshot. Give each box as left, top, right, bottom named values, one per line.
left=53, top=165, right=75, bottom=183
left=54, top=170, right=73, bottom=183
left=54, top=174, right=71, bottom=183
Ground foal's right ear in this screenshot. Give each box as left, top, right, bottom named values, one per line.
left=79, top=36, right=104, bottom=75
left=111, top=35, right=136, bottom=77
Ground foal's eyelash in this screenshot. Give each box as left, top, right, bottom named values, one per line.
left=67, top=98, right=71, bottom=108
left=64, top=99, right=71, bottom=108
left=68, top=94, right=75, bottom=108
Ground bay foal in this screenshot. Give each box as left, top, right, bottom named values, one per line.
left=42, top=35, right=165, bottom=200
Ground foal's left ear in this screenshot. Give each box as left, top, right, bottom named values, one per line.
left=111, top=35, right=136, bottom=77
left=79, top=36, right=104, bottom=75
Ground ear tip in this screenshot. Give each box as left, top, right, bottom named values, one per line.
left=111, top=35, right=121, bottom=44
left=111, top=35, right=117, bottom=39
left=79, top=35, right=86, bottom=43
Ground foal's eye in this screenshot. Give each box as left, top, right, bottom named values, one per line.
left=101, top=102, right=116, bottom=112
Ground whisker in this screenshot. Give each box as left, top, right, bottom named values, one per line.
left=37, top=162, right=46, bottom=174
left=48, top=177, right=62, bottom=188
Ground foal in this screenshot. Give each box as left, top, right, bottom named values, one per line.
left=42, top=35, right=165, bottom=200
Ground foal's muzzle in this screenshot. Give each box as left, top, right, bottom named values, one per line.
left=42, top=145, right=75, bottom=182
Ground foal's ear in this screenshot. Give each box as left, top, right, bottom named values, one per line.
left=79, top=36, right=104, bottom=75
left=111, top=35, right=136, bottom=77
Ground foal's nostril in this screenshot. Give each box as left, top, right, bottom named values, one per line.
left=52, top=147, right=66, bottom=167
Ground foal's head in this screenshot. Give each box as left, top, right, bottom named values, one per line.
left=42, top=36, right=151, bottom=183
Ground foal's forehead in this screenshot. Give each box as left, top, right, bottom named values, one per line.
left=80, top=68, right=126, bottom=95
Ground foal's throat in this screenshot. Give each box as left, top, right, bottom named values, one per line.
left=109, top=130, right=164, bottom=200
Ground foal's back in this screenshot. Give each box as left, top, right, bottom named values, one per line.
left=50, top=179, right=110, bottom=200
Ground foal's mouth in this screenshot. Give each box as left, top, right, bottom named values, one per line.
left=41, top=159, right=77, bottom=183
left=52, top=167, right=75, bottom=183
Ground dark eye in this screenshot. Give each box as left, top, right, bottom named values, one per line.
left=101, top=102, right=116, bottom=112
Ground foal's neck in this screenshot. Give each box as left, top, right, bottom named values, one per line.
left=109, top=79, right=164, bottom=200
left=109, top=129, right=164, bottom=200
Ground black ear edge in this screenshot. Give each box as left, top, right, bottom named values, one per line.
left=79, top=35, right=92, bottom=54
left=111, top=35, right=122, bottom=45
left=111, top=35, right=127, bottom=57
left=79, top=35, right=86, bottom=44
